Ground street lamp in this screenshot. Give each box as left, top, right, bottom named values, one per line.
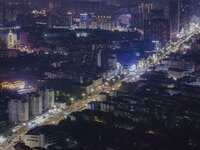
left=82, top=93, right=86, bottom=97
left=70, top=97, right=74, bottom=101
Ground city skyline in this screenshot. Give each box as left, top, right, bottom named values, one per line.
left=0, top=0, right=200, bottom=150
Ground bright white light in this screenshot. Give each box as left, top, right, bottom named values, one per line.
left=19, top=85, right=25, bottom=89
left=129, top=64, right=136, bottom=71
left=173, top=77, right=177, bottom=81
left=15, top=26, right=21, bottom=29
left=117, top=62, right=121, bottom=68
left=0, top=136, right=6, bottom=144
left=152, top=40, right=159, bottom=43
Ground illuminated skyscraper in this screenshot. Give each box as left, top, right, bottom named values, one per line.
left=80, top=13, right=89, bottom=29
left=7, top=30, right=17, bottom=48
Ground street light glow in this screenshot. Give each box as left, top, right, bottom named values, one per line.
left=0, top=136, right=6, bottom=144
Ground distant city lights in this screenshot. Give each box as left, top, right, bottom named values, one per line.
left=1, top=81, right=25, bottom=90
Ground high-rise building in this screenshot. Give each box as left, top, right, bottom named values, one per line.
left=97, top=50, right=117, bottom=70
left=118, top=14, right=131, bottom=28
left=8, top=99, right=29, bottom=124
left=66, top=12, right=73, bottom=29
left=43, top=89, right=55, bottom=110
left=0, top=1, right=5, bottom=26
left=148, top=9, right=165, bottom=20
left=169, top=0, right=180, bottom=34
left=179, top=0, right=190, bottom=30
left=3, top=1, right=27, bottom=24
left=97, top=50, right=102, bottom=68
left=79, top=13, right=89, bottom=29
left=7, top=30, right=17, bottom=48
left=169, top=0, right=190, bottom=34
left=108, top=54, right=117, bottom=70
left=89, top=21, right=98, bottom=29
left=19, top=31, right=30, bottom=48
left=0, top=38, right=6, bottom=51
left=190, top=0, right=200, bottom=18
left=105, top=0, right=117, bottom=6
left=90, top=14, right=114, bottom=31
left=47, top=11, right=53, bottom=29
left=139, top=3, right=154, bottom=15
left=29, top=93, right=43, bottom=117
left=138, top=3, right=154, bottom=23
left=69, top=47, right=97, bottom=66
left=144, top=19, right=170, bottom=45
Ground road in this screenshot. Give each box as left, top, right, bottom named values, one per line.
left=0, top=24, right=199, bottom=150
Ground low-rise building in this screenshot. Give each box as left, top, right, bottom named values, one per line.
left=24, top=125, right=63, bottom=149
